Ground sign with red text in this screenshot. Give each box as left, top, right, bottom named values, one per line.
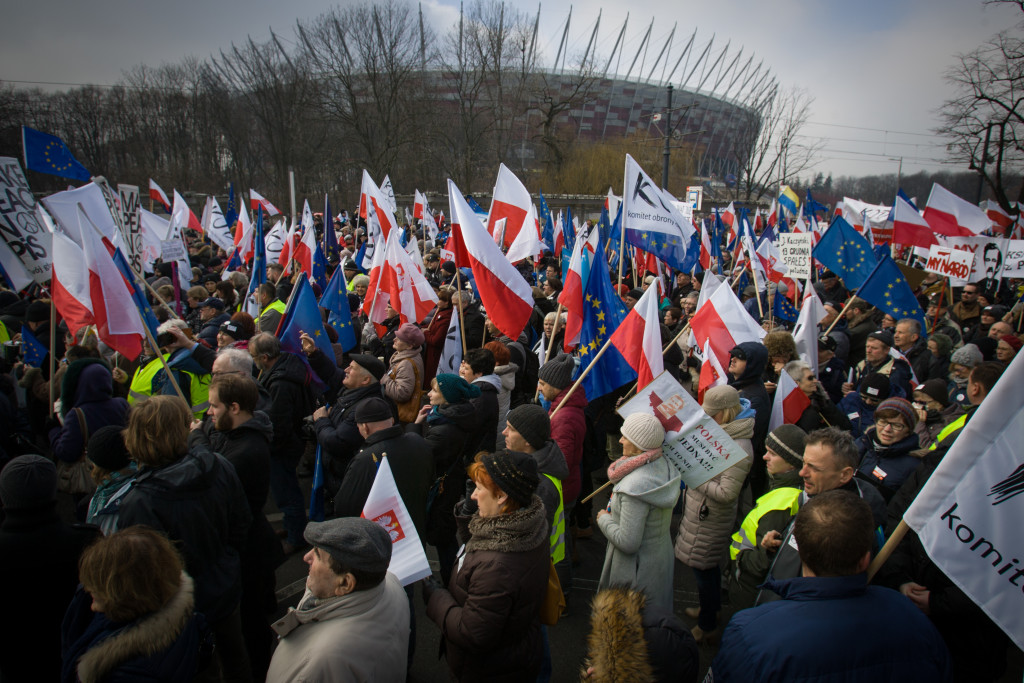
left=925, top=245, right=973, bottom=280
left=618, top=371, right=750, bottom=488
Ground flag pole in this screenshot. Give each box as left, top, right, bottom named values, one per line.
left=455, top=270, right=467, bottom=356
left=48, top=298, right=56, bottom=418
left=143, top=325, right=189, bottom=405
left=551, top=336, right=615, bottom=418
left=616, top=211, right=627, bottom=291
left=822, top=298, right=856, bottom=336
left=615, top=320, right=694, bottom=401
left=867, top=519, right=910, bottom=582
left=749, top=260, right=764, bottom=320
left=930, top=278, right=946, bottom=334
left=534, top=302, right=565, bottom=402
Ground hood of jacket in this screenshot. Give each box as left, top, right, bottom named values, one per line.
left=582, top=586, right=655, bottom=682
left=531, top=440, right=569, bottom=481
left=736, top=397, right=756, bottom=422
left=436, top=400, right=478, bottom=430
left=474, top=373, right=503, bottom=392
left=271, top=580, right=388, bottom=638
left=614, top=456, right=681, bottom=509
left=62, top=358, right=113, bottom=411
left=729, top=341, right=768, bottom=388
left=166, top=346, right=209, bottom=376
left=227, top=410, right=274, bottom=442
left=494, top=363, right=519, bottom=391
left=134, top=444, right=224, bottom=498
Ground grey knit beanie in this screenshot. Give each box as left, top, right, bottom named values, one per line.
left=950, top=343, right=982, bottom=369
left=506, top=405, right=551, bottom=450
left=538, top=353, right=576, bottom=391
left=620, top=413, right=666, bottom=451
left=702, top=385, right=741, bottom=416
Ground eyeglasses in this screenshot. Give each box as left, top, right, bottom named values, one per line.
left=875, top=419, right=908, bottom=433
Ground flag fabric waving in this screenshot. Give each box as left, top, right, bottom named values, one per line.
left=923, top=183, right=990, bottom=236
left=447, top=179, right=534, bottom=340
left=19, top=324, right=48, bottom=367
left=249, top=189, right=281, bottom=217
left=319, top=265, right=358, bottom=352
left=276, top=275, right=332, bottom=360
left=609, top=282, right=664, bottom=390
left=437, top=308, right=463, bottom=376
left=148, top=179, right=171, bottom=213
left=902, top=350, right=1024, bottom=651
left=697, top=338, right=728, bottom=403
left=486, top=163, right=533, bottom=250
left=172, top=191, right=203, bottom=234
left=22, top=126, right=91, bottom=181
left=200, top=197, right=235, bottom=253
left=779, top=186, right=800, bottom=216
left=793, top=287, right=826, bottom=374
left=505, top=203, right=545, bottom=265
left=893, top=193, right=940, bottom=249
left=621, top=154, right=696, bottom=273
left=690, top=281, right=767, bottom=370
left=378, top=229, right=439, bottom=326
left=360, top=170, right=399, bottom=243
left=985, top=200, right=1014, bottom=232
left=361, top=456, right=432, bottom=586
left=769, top=367, right=812, bottom=431
left=812, top=216, right=878, bottom=289
left=772, top=288, right=800, bottom=323
left=558, top=222, right=597, bottom=351
left=856, top=253, right=928, bottom=332
left=324, top=194, right=340, bottom=262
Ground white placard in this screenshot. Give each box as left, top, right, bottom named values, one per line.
left=687, top=185, right=703, bottom=210
left=0, top=157, right=52, bottom=284
left=925, top=245, right=973, bottom=280
left=617, top=372, right=751, bottom=489
left=777, top=232, right=813, bottom=279
left=160, top=239, right=186, bottom=262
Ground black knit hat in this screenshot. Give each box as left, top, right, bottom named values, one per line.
left=867, top=329, right=894, bottom=348
left=859, top=373, right=891, bottom=401
left=506, top=405, right=551, bottom=450
left=481, top=450, right=540, bottom=507
left=765, top=424, right=807, bottom=468
left=0, top=454, right=57, bottom=509
left=538, top=353, right=575, bottom=391
left=349, top=353, right=386, bottom=381
left=26, top=300, right=49, bottom=323
left=87, top=425, right=132, bottom=471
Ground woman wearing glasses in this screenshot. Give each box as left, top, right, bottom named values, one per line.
left=854, top=397, right=921, bottom=502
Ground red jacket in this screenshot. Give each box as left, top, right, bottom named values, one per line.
left=423, top=306, right=454, bottom=387
left=548, top=386, right=588, bottom=504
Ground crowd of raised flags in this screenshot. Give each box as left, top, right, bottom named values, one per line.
left=5, top=124, right=1024, bottom=664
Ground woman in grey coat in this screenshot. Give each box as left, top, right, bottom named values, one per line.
left=597, top=412, right=681, bottom=611
left=674, top=385, right=754, bottom=643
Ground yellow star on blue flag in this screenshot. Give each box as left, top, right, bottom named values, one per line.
left=812, top=216, right=878, bottom=289
left=22, top=126, right=91, bottom=181
left=857, top=253, right=928, bottom=332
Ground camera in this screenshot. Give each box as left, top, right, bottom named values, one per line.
left=2, top=341, right=22, bottom=364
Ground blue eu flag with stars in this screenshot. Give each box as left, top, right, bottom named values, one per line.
left=857, top=253, right=928, bottom=332
left=574, top=238, right=637, bottom=401
left=772, top=290, right=800, bottom=324
left=20, top=325, right=48, bottom=367
left=812, top=216, right=878, bottom=290
left=319, top=265, right=357, bottom=352
left=22, top=126, right=91, bottom=181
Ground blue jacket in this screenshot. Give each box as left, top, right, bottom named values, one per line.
left=837, top=392, right=878, bottom=439
left=710, top=574, right=951, bottom=683
left=855, top=429, right=921, bottom=501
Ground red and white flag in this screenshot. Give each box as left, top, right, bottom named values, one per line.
left=558, top=223, right=596, bottom=351
left=278, top=221, right=298, bottom=275
left=51, top=228, right=95, bottom=337
left=755, top=237, right=788, bottom=283
left=505, top=203, right=545, bottom=265
left=769, top=368, right=811, bottom=431
left=697, top=338, right=727, bottom=403
left=361, top=457, right=432, bottom=586
left=690, top=282, right=767, bottom=370
left=378, top=229, right=438, bottom=326
left=893, top=194, right=937, bottom=249
left=699, top=220, right=713, bottom=270
left=721, top=201, right=737, bottom=233
left=609, top=282, right=664, bottom=390
left=447, top=179, right=534, bottom=341
left=360, top=170, right=398, bottom=242
left=200, top=197, right=235, bottom=253
left=249, top=189, right=281, bottom=216
left=234, top=207, right=254, bottom=262
left=767, top=198, right=778, bottom=228
left=293, top=201, right=317, bottom=276
left=362, top=229, right=390, bottom=332
left=486, top=163, right=532, bottom=250
left=148, top=179, right=170, bottom=212
left=172, top=190, right=202, bottom=234
left=414, top=190, right=439, bottom=241
left=986, top=200, right=1014, bottom=232
left=793, top=285, right=826, bottom=375
left=923, top=183, right=988, bottom=237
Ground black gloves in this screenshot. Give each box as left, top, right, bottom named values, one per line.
left=459, top=477, right=478, bottom=516
left=421, top=576, right=442, bottom=604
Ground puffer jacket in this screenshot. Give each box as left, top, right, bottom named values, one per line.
left=549, top=384, right=588, bottom=505
left=49, top=359, right=129, bottom=464
left=381, top=347, right=424, bottom=406
left=61, top=573, right=210, bottom=683
left=727, top=342, right=769, bottom=458
left=426, top=497, right=549, bottom=683
left=598, top=455, right=681, bottom=610
left=674, top=409, right=755, bottom=570
left=855, top=429, right=921, bottom=501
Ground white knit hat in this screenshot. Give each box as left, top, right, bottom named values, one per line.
left=620, top=413, right=666, bottom=451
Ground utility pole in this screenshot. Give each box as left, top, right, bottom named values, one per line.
left=976, top=123, right=992, bottom=204
left=662, top=85, right=673, bottom=191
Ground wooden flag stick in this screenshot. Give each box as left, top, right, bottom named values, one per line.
left=534, top=302, right=565, bottom=402
left=550, top=336, right=614, bottom=418
left=455, top=270, right=468, bottom=356
left=581, top=479, right=613, bottom=505
left=822, top=297, right=856, bottom=336
left=867, top=519, right=910, bottom=582
left=48, top=298, right=56, bottom=417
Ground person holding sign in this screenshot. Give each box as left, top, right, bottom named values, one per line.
left=674, top=386, right=754, bottom=642
left=597, top=413, right=681, bottom=612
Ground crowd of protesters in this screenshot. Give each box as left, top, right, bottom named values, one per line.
left=0, top=208, right=1020, bottom=682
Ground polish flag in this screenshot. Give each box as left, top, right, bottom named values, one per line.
left=923, top=184, right=988, bottom=236
left=699, top=220, right=713, bottom=270
left=893, top=194, right=938, bottom=248
left=697, top=338, right=728, bottom=403
left=51, top=228, right=95, bottom=337
left=769, top=368, right=811, bottom=431
left=293, top=201, right=318, bottom=277
left=767, top=198, right=778, bottom=228
left=234, top=207, right=254, bottom=262
left=362, top=228, right=390, bottom=332
left=755, top=237, right=788, bottom=283
left=172, top=190, right=203, bottom=234
left=505, top=203, right=546, bottom=265
left=447, top=179, right=534, bottom=340
left=889, top=346, right=920, bottom=390
left=414, top=190, right=439, bottom=240
left=690, top=282, right=767, bottom=369
left=721, top=201, right=736, bottom=231
left=609, top=282, right=664, bottom=390
left=558, top=223, right=597, bottom=351
left=361, top=456, right=432, bottom=585
left=793, top=286, right=825, bottom=374
left=278, top=221, right=298, bottom=275
left=986, top=200, right=1014, bottom=232
left=75, top=207, right=145, bottom=359
left=249, top=189, right=281, bottom=216
left=486, top=163, right=532, bottom=250
left=378, top=229, right=438, bottom=326
left=360, top=170, right=399, bottom=242
left=148, top=179, right=171, bottom=212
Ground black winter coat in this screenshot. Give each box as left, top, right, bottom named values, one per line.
left=258, top=352, right=315, bottom=464
left=314, top=383, right=388, bottom=493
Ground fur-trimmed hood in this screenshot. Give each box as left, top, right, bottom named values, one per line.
left=582, top=586, right=655, bottom=682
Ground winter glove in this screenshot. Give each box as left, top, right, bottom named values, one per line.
left=459, top=477, right=478, bottom=516
left=421, top=576, right=442, bottom=604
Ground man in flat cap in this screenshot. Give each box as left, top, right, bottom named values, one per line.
left=266, top=518, right=409, bottom=682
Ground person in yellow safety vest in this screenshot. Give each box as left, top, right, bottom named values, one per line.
left=342, top=260, right=360, bottom=291
left=727, top=425, right=807, bottom=610
left=128, top=322, right=210, bottom=419
left=254, top=283, right=286, bottom=334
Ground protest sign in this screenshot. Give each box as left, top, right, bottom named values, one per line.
left=117, top=184, right=142, bottom=274
left=160, top=239, right=186, bottom=262
left=0, top=157, right=52, bottom=284
left=618, top=372, right=750, bottom=488
left=924, top=245, right=973, bottom=280
left=777, top=233, right=812, bottom=279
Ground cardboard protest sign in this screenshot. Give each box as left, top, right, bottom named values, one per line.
left=117, top=184, right=143, bottom=274
left=0, top=157, right=52, bottom=284
left=618, top=372, right=750, bottom=488
left=777, top=233, right=812, bottom=279
left=925, top=245, right=973, bottom=281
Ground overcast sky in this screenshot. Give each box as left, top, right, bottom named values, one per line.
left=3, top=0, right=1018, bottom=182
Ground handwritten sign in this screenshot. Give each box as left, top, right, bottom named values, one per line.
left=777, top=233, right=813, bottom=279
left=160, top=239, right=186, bottom=262
left=925, top=245, right=973, bottom=280
left=618, top=372, right=750, bottom=488
left=118, top=184, right=142, bottom=274
left=0, top=157, right=52, bottom=284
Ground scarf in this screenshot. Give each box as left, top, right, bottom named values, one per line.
left=607, top=449, right=663, bottom=484
left=465, top=496, right=548, bottom=553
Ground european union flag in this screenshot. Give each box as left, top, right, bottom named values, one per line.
left=319, top=265, right=357, bottom=352
left=812, top=216, right=878, bottom=290
left=538, top=192, right=554, bottom=250
left=224, top=183, right=238, bottom=229
left=465, top=195, right=487, bottom=215
left=575, top=239, right=637, bottom=400
left=323, top=194, right=340, bottom=262
left=22, top=126, right=91, bottom=182
left=20, top=325, right=48, bottom=367
left=772, top=290, right=799, bottom=324
left=857, top=253, right=928, bottom=332
left=805, top=189, right=829, bottom=217
left=309, top=443, right=327, bottom=522
left=607, top=203, right=623, bottom=271
left=311, top=242, right=328, bottom=293
left=277, top=276, right=332, bottom=393
left=247, top=209, right=267, bottom=298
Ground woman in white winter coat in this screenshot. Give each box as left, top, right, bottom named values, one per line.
left=597, top=412, right=681, bottom=611
left=674, top=385, right=754, bottom=642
